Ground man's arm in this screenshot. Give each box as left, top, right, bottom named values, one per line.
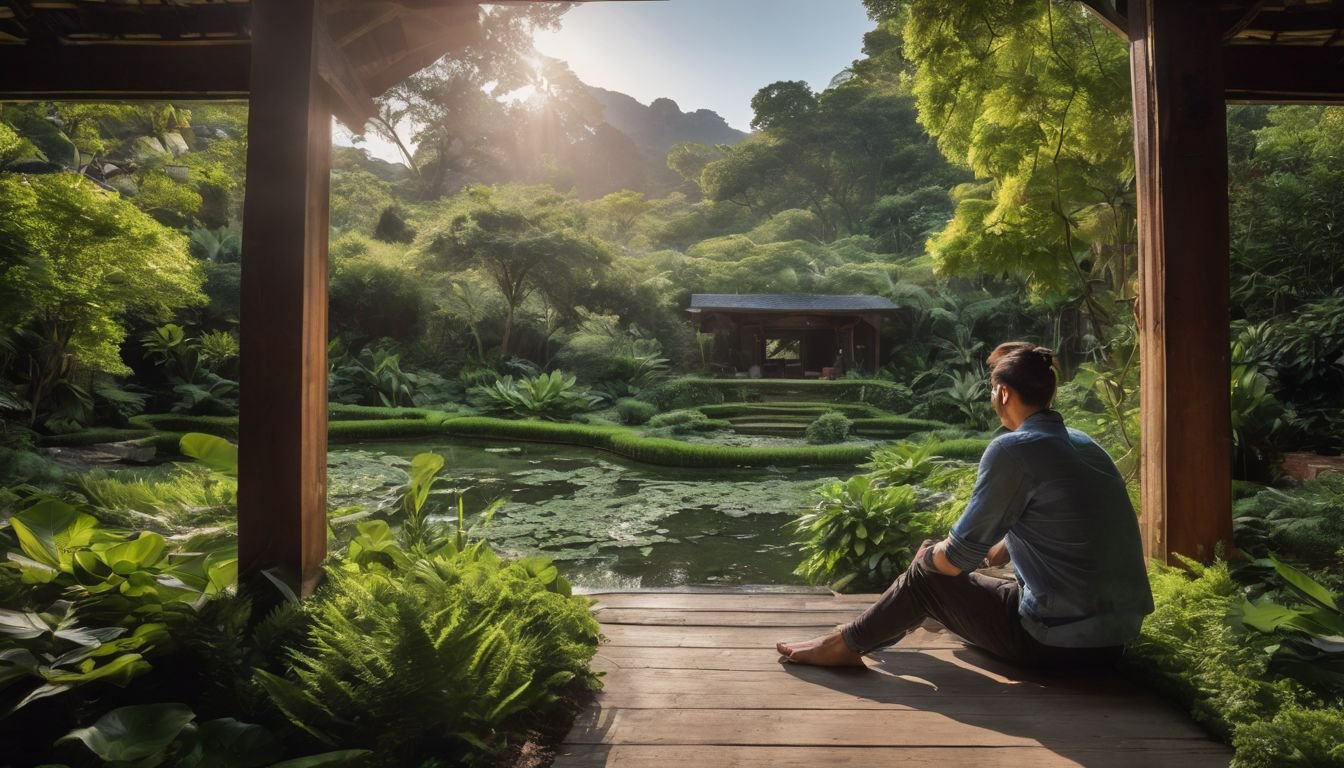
left=914, top=536, right=1010, bottom=577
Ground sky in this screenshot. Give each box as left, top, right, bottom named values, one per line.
left=338, top=0, right=876, bottom=164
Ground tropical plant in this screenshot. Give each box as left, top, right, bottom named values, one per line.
left=793, top=477, right=936, bottom=592
left=470, top=371, right=600, bottom=421
left=939, top=370, right=990, bottom=430
left=257, top=530, right=601, bottom=766
left=1235, top=556, right=1344, bottom=697
left=863, top=440, right=956, bottom=487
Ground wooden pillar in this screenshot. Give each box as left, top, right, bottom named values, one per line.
left=1129, top=0, right=1234, bottom=563
left=238, top=0, right=331, bottom=595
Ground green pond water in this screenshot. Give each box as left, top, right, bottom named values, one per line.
left=328, top=440, right=846, bottom=590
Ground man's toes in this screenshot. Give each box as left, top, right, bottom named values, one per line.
left=775, top=642, right=795, bottom=657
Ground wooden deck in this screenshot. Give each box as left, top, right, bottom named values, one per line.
left=553, top=591, right=1232, bottom=768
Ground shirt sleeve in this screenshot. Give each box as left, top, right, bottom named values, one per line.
left=945, top=438, right=1031, bottom=572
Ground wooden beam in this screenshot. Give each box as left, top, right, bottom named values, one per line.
left=0, top=42, right=249, bottom=99
left=1129, top=0, right=1234, bottom=564
left=1078, top=0, right=1128, bottom=38
left=238, top=0, right=331, bottom=597
left=1224, top=43, right=1344, bottom=103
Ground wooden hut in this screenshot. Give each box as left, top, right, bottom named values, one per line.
left=688, top=294, right=901, bottom=378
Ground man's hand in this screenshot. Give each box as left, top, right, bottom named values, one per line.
left=985, top=539, right=1011, bottom=568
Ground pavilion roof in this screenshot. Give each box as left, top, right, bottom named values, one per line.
left=0, top=0, right=626, bottom=127
left=1080, top=0, right=1344, bottom=102
left=688, top=294, right=900, bottom=313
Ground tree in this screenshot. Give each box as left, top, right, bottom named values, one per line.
left=870, top=0, right=1134, bottom=359
left=368, top=5, right=569, bottom=196
left=418, top=185, right=611, bottom=355
left=0, top=173, right=204, bottom=424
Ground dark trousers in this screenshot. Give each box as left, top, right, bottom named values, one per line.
left=840, top=563, right=1123, bottom=670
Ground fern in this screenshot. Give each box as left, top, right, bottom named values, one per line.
left=262, top=547, right=601, bottom=766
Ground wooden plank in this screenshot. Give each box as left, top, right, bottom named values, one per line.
left=552, top=745, right=1233, bottom=768
left=0, top=43, right=249, bottom=99
left=595, top=608, right=862, bottom=627
left=592, top=644, right=970, bottom=673
left=561, top=708, right=1213, bottom=746
left=1129, top=0, right=1234, bottom=563
left=590, top=659, right=1148, bottom=698
left=598, top=625, right=954, bottom=648
left=237, top=0, right=331, bottom=597
left=589, top=592, right=878, bottom=612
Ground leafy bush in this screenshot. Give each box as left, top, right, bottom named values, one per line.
left=471, top=371, right=600, bottom=421
left=793, top=476, right=936, bottom=591
left=864, top=440, right=957, bottom=487
left=258, top=522, right=601, bottom=767
left=1235, top=474, right=1344, bottom=564
left=805, top=411, right=852, bottom=444
left=616, top=398, right=656, bottom=425
left=1127, top=558, right=1344, bottom=767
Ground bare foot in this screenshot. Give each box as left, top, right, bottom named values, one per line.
left=776, top=630, right=866, bottom=667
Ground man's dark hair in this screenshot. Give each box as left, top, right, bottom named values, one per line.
left=988, top=342, right=1057, bottom=408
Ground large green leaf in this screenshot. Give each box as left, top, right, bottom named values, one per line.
left=180, top=433, right=239, bottom=476
left=94, top=532, right=167, bottom=575
left=60, top=703, right=196, bottom=762
left=8, top=497, right=98, bottom=570
left=1270, top=555, right=1339, bottom=611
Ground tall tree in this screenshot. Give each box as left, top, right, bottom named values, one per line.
left=869, top=0, right=1134, bottom=357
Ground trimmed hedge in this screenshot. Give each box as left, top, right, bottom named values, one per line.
left=441, top=416, right=871, bottom=468
left=328, top=418, right=449, bottom=442
left=924, top=438, right=991, bottom=462
left=644, top=378, right=913, bottom=412
left=129, top=414, right=240, bottom=439
left=849, top=417, right=952, bottom=436
left=697, top=402, right=887, bottom=419
left=328, top=404, right=453, bottom=423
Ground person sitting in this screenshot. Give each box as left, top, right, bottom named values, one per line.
left=776, top=342, right=1154, bottom=669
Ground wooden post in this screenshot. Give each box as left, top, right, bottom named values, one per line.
left=238, top=0, right=331, bottom=595
left=1129, top=0, right=1234, bottom=563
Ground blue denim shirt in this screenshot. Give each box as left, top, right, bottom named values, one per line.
left=945, top=410, right=1154, bottom=647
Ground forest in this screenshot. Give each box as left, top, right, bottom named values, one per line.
left=1, top=1, right=1342, bottom=766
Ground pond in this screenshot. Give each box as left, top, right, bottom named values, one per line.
left=328, top=439, right=847, bottom=590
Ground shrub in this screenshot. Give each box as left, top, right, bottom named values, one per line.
left=643, top=378, right=913, bottom=412
left=1233, top=474, right=1344, bottom=563
left=793, top=477, right=937, bottom=591
left=471, top=371, right=600, bottom=421
left=616, top=398, right=656, bottom=425
left=258, top=524, right=601, bottom=767
left=806, top=411, right=852, bottom=444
